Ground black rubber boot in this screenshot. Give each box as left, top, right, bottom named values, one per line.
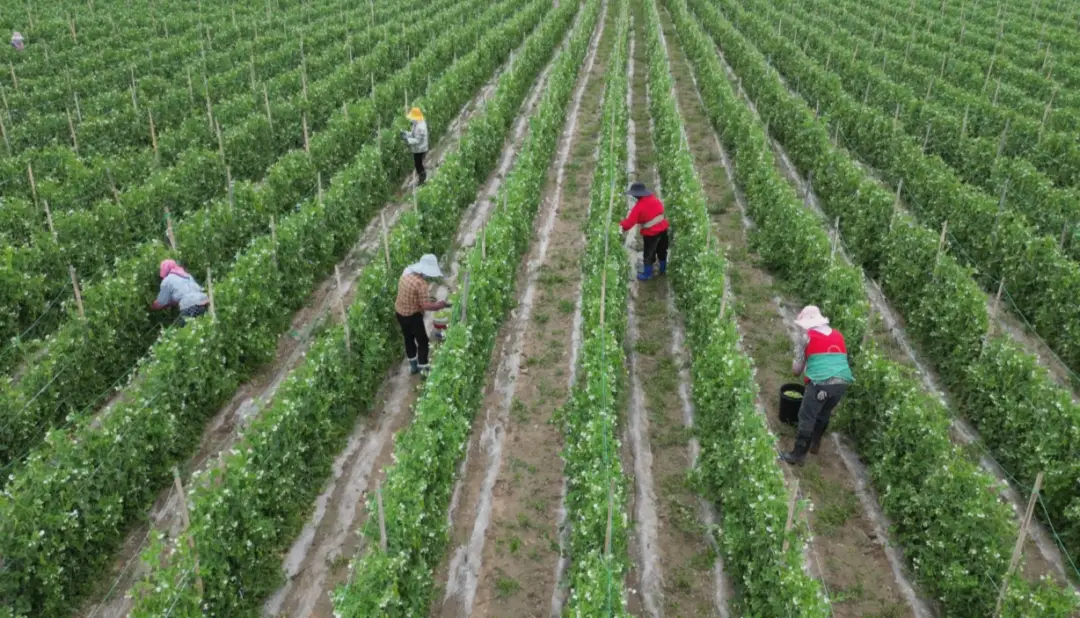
left=809, top=423, right=829, bottom=454
left=780, top=434, right=812, bottom=466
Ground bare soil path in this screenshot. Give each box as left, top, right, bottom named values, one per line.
left=653, top=4, right=925, bottom=617
left=427, top=5, right=615, bottom=616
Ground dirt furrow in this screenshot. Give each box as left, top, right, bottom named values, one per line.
left=654, top=5, right=921, bottom=616
left=76, top=45, right=523, bottom=618
left=428, top=7, right=616, bottom=617
left=622, top=9, right=665, bottom=616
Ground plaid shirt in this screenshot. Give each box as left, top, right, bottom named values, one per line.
left=395, top=273, right=429, bottom=315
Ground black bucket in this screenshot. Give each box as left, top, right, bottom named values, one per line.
left=779, top=383, right=805, bottom=426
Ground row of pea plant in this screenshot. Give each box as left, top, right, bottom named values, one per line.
left=0, top=2, right=549, bottom=614
left=0, top=0, right=452, bottom=373
left=714, top=0, right=1080, bottom=379
left=673, top=0, right=1077, bottom=614
left=0, top=0, right=387, bottom=216
left=127, top=1, right=588, bottom=614
left=551, top=0, right=633, bottom=614
left=775, top=0, right=1080, bottom=261
left=698, top=0, right=1080, bottom=570
left=0, top=0, right=307, bottom=153
left=0, top=0, right=508, bottom=477
left=640, top=0, right=830, bottom=615
left=332, top=3, right=604, bottom=615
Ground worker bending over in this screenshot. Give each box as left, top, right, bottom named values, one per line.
left=395, top=254, right=449, bottom=376
left=621, top=182, right=670, bottom=281
left=401, top=107, right=430, bottom=186
left=150, top=259, right=210, bottom=326
left=780, top=306, right=854, bottom=465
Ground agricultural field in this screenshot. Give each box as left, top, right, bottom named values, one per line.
left=2, top=0, right=1080, bottom=616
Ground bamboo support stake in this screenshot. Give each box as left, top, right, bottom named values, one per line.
left=27, top=163, right=38, bottom=205
left=301, top=64, right=308, bottom=101
left=376, top=479, right=387, bottom=551
left=69, top=266, right=85, bottom=319
left=893, top=103, right=901, bottom=131
left=206, top=268, right=216, bottom=320
left=185, top=67, right=194, bottom=106
left=993, top=472, right=1044, bottom=618
left=830, top=216, right=840, bottom=261
left=604, top=475, right=615, bottom=555
left=130, top=68, right=138, bottom=112
left=996, top=119, right=1010, bottom=159
left=226, top=168, right=233, bottom=206
left=250, top=55, right=257, bottom=92
left=172, top=467, right=205, bottom=598
left=379, top=212, right=391, bottom=267
left=1061, top=223, right=1069, bottom=250
left=0, top=115, right=10, bottom=155
left=782, top=480, right=800, bottom=553
left=992, top=78, right=1002, bottom=106
left=961, top=105, right=969, bottom=139
left=74, top=92, right=82, bottom=122
left=67, top=109, right=78, bottom=153
left=263, top=85, right=273, bottom=131
left=481, top=225, right=487, bottom=260
left=68, top=15, right=77, bottom=44
left=335, top=265, right=351, bottom=352
left=43, top=200, right=57, bottom=243
left=317, top=172, right=324, bottom=205
left=303, top=113, right=310, bottom=154
left=922, top=122, right=933, bottom=153
left=204, top=74, right=214, bottom=131
left=106, top=167, right=121, bottom=204
left=148, top=108, right=158, bottom=159
left=215, top=117, right=225, bottom=159
left=8, top=63, right=16, bottom=91
left=934, top=220, right=948, bottom=274
left=165, top=207, right=176, bottom=250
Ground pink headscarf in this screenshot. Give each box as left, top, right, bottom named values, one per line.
left=159, top=259, right=190, bottom=279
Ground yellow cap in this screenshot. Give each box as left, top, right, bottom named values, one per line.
left=406, top=107, right=424, bottom=122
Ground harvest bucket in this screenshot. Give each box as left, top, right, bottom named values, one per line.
left=779, top=383, right=804, bottom=426
left=432, top=308, right=450, bottom=340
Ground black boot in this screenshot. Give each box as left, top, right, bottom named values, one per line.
left=779, top=434, right=812, bottom=466
left=809, top=425, right=828, bottom=454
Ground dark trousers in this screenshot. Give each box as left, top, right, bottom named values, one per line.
left=396, top=312, right=429, bottom=366
left=179, top=303, right=208, bottom=327
left=642, top=229, right=669, bottom=266
left=796, top=381, right=848, bottom=438
left=413, top=152, right=427, bottom=185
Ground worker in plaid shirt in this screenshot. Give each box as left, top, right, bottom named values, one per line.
left=395, top=254, right=450, bottom=376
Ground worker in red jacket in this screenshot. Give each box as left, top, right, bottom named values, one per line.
left=621, top=182, right=670, bottom=281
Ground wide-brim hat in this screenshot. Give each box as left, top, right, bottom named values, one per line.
left=626, top=182, right=653, bottom=198
left=794, top=305, right=830, bottom=330
left=410, top=254, right=443, bottom=278
left=406, top=107, right=424, bottom=122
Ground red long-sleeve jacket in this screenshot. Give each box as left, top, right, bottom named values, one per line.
left=620, top=195, right=669, bottom=236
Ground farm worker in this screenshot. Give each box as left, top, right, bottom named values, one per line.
left=401, top=107, right=429, bottom=186
left=621, top=182, right=670, bottom=281
left=150, top=259, right=210, bottom=326
left=780, top=306, right=854, bottom=465
left=10, top=32, right=24, bottom=51
left=395, top=254, right=450, bottom=376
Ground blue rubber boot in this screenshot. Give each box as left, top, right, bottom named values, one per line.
left=658, top=260, right=667, bottom=275
left=637, top=263, right=654, bottom=281
left=409, top=359, right=421, bottom=375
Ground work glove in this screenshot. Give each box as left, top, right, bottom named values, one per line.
left=816, top=389, right=828, bottom=403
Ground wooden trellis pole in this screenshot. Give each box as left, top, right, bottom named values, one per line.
left=303, top=112, right=310, bottom=154
left=42, top=200, right=57, bottom=243
left=172, top=467, right=205, bottom=598
left=165, top=207, right=176, bottom=250
left=992, top=472, right=1044, bottom=618
left=148, top=108, right=158, bottom=159
left=67, top=109, right=78, bottom=153
left=69, top=266, right=85, bottom=319
left=263, top=85, right=273, bottom=131
left=27, top=163, right=38, bottom=206
left=335, top=265, right=351, bottom=352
